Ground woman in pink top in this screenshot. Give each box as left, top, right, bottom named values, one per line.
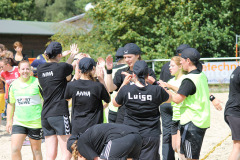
left=0, top=58, right=19, bottom=101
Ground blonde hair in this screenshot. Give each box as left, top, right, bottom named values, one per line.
left=18, top=60, right=30, bottom=69
left=71, top=140, right=79, bottom=160
left=4, top=50, right=13, bottom=58
left=171, top=56, right=187, bottom=74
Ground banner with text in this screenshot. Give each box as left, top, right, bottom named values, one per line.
left=202, top=61, right=240, bottom=84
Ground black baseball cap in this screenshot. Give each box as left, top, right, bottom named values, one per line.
left=79, top=57, right=96, bottom=73
left=123, top=43, right=141, bottom=55
left=176, top=44, right=190, bottom=56
left=181, top=48, right=200, bottom=62
left=181, top=48, right=203, bottom=71
left=115, top=47, right=124, bottom=62
left=133, top=60, right=148, bottom=86
left=45, top=42, right=62, bottom=57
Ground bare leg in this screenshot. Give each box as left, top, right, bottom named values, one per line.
left=45, top=135, right=58, bottom=160
left=11, top=134, right=26, bottom=160
left=57, top=134, right=72, bottom=160
left=229, top=140, right=240, bottom=160
left=29, top=138, right=43, bottom=160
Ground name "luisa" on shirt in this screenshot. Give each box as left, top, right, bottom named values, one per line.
left=128, top=92, right=152, bottom=101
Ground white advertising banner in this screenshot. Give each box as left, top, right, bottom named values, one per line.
left=202, top=61, right=240, bottom=84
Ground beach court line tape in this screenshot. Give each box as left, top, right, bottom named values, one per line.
left=201, top=133, right=231, bottom=160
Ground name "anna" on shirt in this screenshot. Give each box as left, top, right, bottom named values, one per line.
left=42, top=71, right=53, bottom=77
left=76, top=91, right=90, bottom=97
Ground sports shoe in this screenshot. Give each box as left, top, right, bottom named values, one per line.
left=23, top=140, right=31, bottom=146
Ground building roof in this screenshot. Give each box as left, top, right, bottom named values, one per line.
left=60, top=13, right=85, bottom=23
left=0, top=20, right=57, bottom=35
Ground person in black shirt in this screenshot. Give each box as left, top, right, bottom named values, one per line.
left=159, top=44, right=190, bottom=160
left=68, top=123, right=142, bottom=160
left=37, top=42, right=78, bottom=160
left=113, top=60, right=171, bottom=160
left=13, top=41, right=29, bottom=65
left=108, top=47, right=127, bottom=123
left=64, top=57, right=110, bottom=136
left=224, top=66, right=240, bottom=160
left=105, top=43, right=156, bottom=123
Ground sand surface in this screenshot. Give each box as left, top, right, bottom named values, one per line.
left=0, top=92, right=232, bottom=160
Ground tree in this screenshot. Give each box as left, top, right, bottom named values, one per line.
left=89, top=0, right=238, bottom=59
left=51, top=0, right=240, bottom=76
left=0, top=0, right=36, bottom=20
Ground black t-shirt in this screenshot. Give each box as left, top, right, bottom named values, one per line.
left=77, top=123, right=140, bottom=160
left=37, top=62, right=73, bottom=119
left=113, top=66, right=156, bottom=124
left=64, top=79, right=110, bottom=135
left=225, top=66, right=240, bottom=119
left=177, top=69, right=199, bottom=96
left=115, top=84, right=169, bottom=137
left=160, top=62, right=173, bottom=82
left=13, top=53, right=29, bottom=65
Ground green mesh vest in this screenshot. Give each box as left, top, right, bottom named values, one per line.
left=168, top=75, right=185, bottom=121
left=9, top=76, right=42, bottom=122
left=180, top=72, right=210, bottom=128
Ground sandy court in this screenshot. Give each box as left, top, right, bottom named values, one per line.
left=0, top=92, right=232, bottom=160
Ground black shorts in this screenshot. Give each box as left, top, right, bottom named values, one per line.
left=12, top=125, right=43, bottom=140
left=42, top=115, right=71, bottom=136
left=180, top=122, right=207, bottom=159
left=171, top=120, right=180, bottom=135
left=138, top=136, right=160, bottom=160
left=116, top=105, right=125, bottom=124
left=108, top=110, right=117, bottom=123
left=226, top=116, right=240, bottom=140
left=100, top=134, right=142, bottom=160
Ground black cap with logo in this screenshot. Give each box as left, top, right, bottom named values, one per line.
left=123, top=43, right=141, bottom=55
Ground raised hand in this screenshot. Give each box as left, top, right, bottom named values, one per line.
left=96, top=64, right=105, bottom=81
left=70, top=43, right=79, bottom=56
left=146, top=76, right=156, bottom=84
left=106, top=55, right=113, bottom=70
left=97, top=57, right=106, bottom=69
left=122, top=74, right=133, bottom=86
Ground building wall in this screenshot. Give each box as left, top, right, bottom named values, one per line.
left=0, top=34, right=51, bottom=58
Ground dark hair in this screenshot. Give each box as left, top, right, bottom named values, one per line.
left=45, top=53, right=58, bottom=59
left=0, top=58, right=17, bottom=66
left=83, top=70, right=96, bottom=81
left=138, top=55, right=141, bottom=60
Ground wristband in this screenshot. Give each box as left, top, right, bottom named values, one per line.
left=152, top=81, right=159, bottom=85
left=209, top=95, right=215, bottom=101
left=107, top=69, right=112, bottom=74
left=164, top=87, right=169, bottom=90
